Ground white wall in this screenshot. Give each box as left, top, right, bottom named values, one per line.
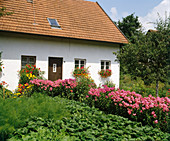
left=0, top=32, right=120, bottom=90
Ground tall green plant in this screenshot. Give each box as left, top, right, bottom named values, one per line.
left=114, top=15, right=170, bottom=97
left=116, top=13, right=143, bottom=43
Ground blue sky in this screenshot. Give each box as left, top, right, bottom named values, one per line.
left=88, top=0, right=170, bottom=31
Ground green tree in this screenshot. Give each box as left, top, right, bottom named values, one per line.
left=114, top=15, right=170, bottom=97
left=117, top=13, right=143, bottom=43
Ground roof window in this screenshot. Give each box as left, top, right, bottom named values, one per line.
left=47, top=18, right=61, bottom=29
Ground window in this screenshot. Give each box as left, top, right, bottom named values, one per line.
left=75, top=59, right=86, bottom=68
left=21, top=56, right=36, bottom=69
left=101, top=60, right=111, bottom=70
left=47, top=18, right=61, bottom=29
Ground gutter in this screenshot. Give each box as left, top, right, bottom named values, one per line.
left=0, top=30, right=124, bottom=45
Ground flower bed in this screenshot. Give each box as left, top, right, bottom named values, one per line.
left=86, top=86, right=170, bottom=132
left=29, top=78, right=169, bottom=132
left=30, top=79, right=77, bottom=98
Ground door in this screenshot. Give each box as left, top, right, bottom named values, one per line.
left=48, top=57, right=63, bottom=81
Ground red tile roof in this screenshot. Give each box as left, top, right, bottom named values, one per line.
left=0, top=0, right=128, bottom=44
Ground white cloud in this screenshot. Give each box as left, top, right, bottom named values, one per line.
left=122, top=12, right=129, bottom=17
left=110, top=7, right=129, bottom=21
left=110, top=7, right=118, bottom=21
left=139, top=0, right=170, bottom=31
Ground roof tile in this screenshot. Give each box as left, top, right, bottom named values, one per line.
left=0, top=0, right=128, bottom=43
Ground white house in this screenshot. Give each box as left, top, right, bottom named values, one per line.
left=0, top=0, right=128, bottom=91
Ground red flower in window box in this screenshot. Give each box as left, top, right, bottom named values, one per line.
left=73, top=67, right=89, bottom=78
left=98, top=69, right=112, bottom=78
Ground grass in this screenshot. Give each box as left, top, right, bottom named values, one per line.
left=0, top=93, right=69, bottom=140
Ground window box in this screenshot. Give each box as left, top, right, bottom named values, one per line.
left=98, top=69, right=112, bottom=78
left=99, top=60, right=111, bottom=78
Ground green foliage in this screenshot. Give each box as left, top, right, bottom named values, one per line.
left=0, top=7, right=13, bottom=17
left=115, top=15, right=170, bottom=96
left=8, top=117, right=76, bottom=141
left=0, top=87, right=13, bottom=99
left=9, top=97, right=170, bottom=140
left=0, top=93, right=69, bottom=140
left=73, top=76, right=96, bottom=102
left=103, top=81, right=115, bottom=88
left=19, top=64, right=44, bottom=85
left=120, top=75, right=169, bottom=97
left=117, top=13, right=143, bottom=43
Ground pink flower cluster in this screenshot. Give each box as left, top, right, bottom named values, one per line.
left=30, top=79, right=77, bottom=91
left=88, top=85, right=115, bottom=97
left=87, top=88, right=170, bottom=126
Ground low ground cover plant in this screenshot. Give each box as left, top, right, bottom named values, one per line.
left=0, top=93, right=69, bottom=140
left=9, top=97, right=170, bottom=140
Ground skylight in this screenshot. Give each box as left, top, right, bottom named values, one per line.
left=47, top=18, right=61, bottom=29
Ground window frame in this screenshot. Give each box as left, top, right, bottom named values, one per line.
left=74, top=59, right=86, bottom=69
left=21, top=55, right=36, bottom=69
left=47, top=18, right=61, bottom=29
left=101, top=60, right=111, bottom=70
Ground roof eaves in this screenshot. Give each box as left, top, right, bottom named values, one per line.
left=96, top=2, right=129, bottom=44
left=0, top=30, right=124, bottom=45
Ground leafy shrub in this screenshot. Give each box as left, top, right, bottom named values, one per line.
left=19, top=64, right=44, bottom=85
left=120, top=74, right=169, bottom=97
left=31, top=77, right=96, bottom=102
left=0, top=81, right=13, bottom=99
left=103, top=81, right=115, bottom=88
left=9, top=97, right=169, bottom=140
left=30, top=79, right=77, bottom=97
left=86, top=87, right=170, bottom=132
left=11, top=83, right=34, bottom=98
left=74, top=76, right=96, bottom=102
left=0, top=93, right=69, bottom=140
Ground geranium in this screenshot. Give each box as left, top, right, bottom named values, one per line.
left=73, top=66, right=89, bottom=78
left=98, top=69, right=112, bottom=78
left=154, top=120, right=158, bottom=124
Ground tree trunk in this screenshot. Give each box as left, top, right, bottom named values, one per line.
left=156, top=80, right=159, bottom=97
